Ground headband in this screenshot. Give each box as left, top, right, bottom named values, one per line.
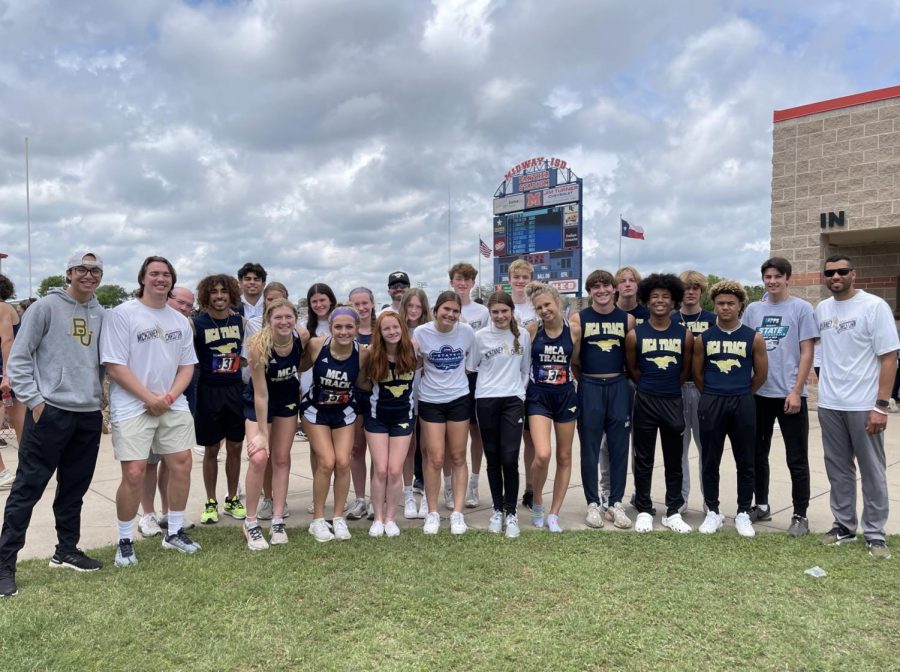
left=330, top=307, right=359, bottom=322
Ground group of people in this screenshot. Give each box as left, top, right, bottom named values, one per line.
left=0, top=249, right=895, bottom=598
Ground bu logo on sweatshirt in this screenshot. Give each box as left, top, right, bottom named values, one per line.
left=71, top=317, right=93, bottom=347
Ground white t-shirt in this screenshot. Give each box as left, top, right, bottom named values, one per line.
left=461, top=301, right=490, bottom=332
left=100, top=299, right=197, bottom=422
left=415, top=321, right=475, bottom=404
left=471, top=326, right=531, bottom=400
left=743, top=296, right=817, bottom=398
left=513, top=299, right=538, bottom=329
left=241, top=296, right=264, bottom=321
left=815, top=290, right=899, bottom=411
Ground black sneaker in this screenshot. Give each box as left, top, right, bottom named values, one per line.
left=750, top=505, right=772, bottom=522
left=522, top=489, right=534, bottom=511
left=819, top=524, right=857, bottom=545
left=49, top=548, right=103, bottom=572
left=786, top=515, right=809, bottom=538
left=0, top=566, right=17, bottom=597
left=866, top=540, right=892, bottom=560
left=412, top=478, right=424, bottom=495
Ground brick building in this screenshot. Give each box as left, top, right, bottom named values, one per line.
left=770, top=85, right=900, bottom=309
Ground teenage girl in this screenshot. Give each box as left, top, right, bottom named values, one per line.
left=399, top=288, right=431, bottom=518
left=347, top=287, right=375, bottom=521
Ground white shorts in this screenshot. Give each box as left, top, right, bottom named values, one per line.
left=111, top=411, right=194, bottom=462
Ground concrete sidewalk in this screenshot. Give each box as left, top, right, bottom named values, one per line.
left=1, top=407, right=898, bottom=561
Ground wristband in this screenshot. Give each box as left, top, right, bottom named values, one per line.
left=871, top=407, right=888, bottom=416
left=165, top=393, right=175, bottom=405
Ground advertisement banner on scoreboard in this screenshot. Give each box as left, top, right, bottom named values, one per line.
left=543, top=182, right=580, bottom=206
left=493, top=193, right=526, bottom=215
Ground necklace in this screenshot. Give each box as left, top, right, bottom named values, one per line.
left=273, top=338, right=293, bottom=349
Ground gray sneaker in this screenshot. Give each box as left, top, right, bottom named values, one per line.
left=787, top=515, right=809, bottom=538
left=867, top=540, right=892, bottom=560
left=114, top=538, right=138, bottom=567
left=257, top=499, right=274, bottom=520
left=162, top=529, right=202, bottom=554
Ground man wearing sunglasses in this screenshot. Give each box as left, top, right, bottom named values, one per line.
left=0, top=252, right=106, bottom=597
left=815, top=255, right=898, bottom=559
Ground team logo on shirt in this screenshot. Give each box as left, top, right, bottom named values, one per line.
left=383, top=384, right=409, bottom=398
left=819, top=316, right=857, bottom=334
left=712, top=359, right=741, bottom=373
left=647, top=356, right=677, bottom=370
left=429, top=345, right=464, bottom=371
left=71, top=317, right=93, bottom=347
left=589, top=339, right=620, bottom=352
left=756, top=316, right=790, bottom=351
left=136, top=324, right=183, bottom=344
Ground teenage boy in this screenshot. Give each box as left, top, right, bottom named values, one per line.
left=449, top=262, right=489, bottom=508
left=743, top=257, right=816, bottom=537
left=103, top=256, right=200, bottom=567
left=816, top=255, right=898, bottom=559
left=616, top=266, right=650, bottom=325
left=237, top=262, right=267, bottom=321
left=194, top=274, right=247, bottom=525
left=693, top=280, right=767, bottom=538
left=570, top=269, right=635, bottom=529
left=0, top=252, right=105, bottom=597
left=625, top=273, right=693, bottom=533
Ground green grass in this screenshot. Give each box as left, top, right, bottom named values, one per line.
left=1, top=528, right=898, bottom=671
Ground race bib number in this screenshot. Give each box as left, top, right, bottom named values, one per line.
left=211, top=352, right=240, bottom=374
left=536, top=365, right=568, bottom=385
left=317, top=389, right=351, bottom=405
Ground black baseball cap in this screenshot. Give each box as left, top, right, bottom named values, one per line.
left=388, top=271, right=410, bottom=287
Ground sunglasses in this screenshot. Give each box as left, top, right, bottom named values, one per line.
left=823, top=268, right=853, bottom=278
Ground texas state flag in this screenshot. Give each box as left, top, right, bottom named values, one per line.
left=621, top=218, right=645, bottom=240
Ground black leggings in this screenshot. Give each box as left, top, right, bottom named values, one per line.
left=476, top=396, right=524, bottom=515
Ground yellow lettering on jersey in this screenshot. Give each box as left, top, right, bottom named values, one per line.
left=641, top=338, right=657, bottom=353
left=706, top=340, right=721, bottom=355
left=658, top=338, right=681, bottom=353
left=584, top=322, right=600, bottom=337
left=722, top=341, right=746, bottom=357
left=603, top=322, right=625, bottom=337
left=204, top=327, right=220, bottom=342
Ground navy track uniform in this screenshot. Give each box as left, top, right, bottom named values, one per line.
left=193, top=313, right=245, bottom=445
left=301, top=338, right=360, bottom=429
left=527, top=322, right=577, bottom=423
left=366, top=361, right=415, bottom=437
left=243, top=336, right=302, bottom=421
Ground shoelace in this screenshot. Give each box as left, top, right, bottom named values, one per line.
left=176, top=530, right=194, bottom=545
left=119, top=539, right=134, bottom=556
left=272, top=523, right=285, bottom=534
left=248, top=526, right=264, bottom=541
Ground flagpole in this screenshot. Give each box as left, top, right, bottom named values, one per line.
left=618, top=213, right=622, bottom=270
left=26, top=137, right=33, bottom=298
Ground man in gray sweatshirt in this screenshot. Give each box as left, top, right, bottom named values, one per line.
left=0, top=251, right=105, bottom=598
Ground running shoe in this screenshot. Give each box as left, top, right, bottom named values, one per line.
left=309, top=518, right=334, bottom=543
left=423, top=511, right=440, bottom=535
left=521, top=489, right=534, bottom=511
left=412, top=477, right=424, bottom=495
left=162, top=529, right=202, bottom=554
left=505, top=514, right=520, bottom=539
left=257, top=498, right=274, bottom=520
left=367, top=500, right=375, bottom=521
left=749, top=505, right=771, bottom=522
left=223, top=495, right=246, bottom=520
left=404, top=497, right=418, bottom=520
left=443, top=485, right=454, bottom=511
left=346, top=497, right=368, bottom=520
left=488, top=510, right=503, bottom=534
left=294, top=429, right=308, bottom=442
left=49, top=548, right=102, bottom=572
left=605, top=502, right=631, bottom=529
left=243, top=524, right=269, bottom=551
left=699, top=511, right=725, bottom=535
left=0, top=469, right=14, bottom=490
left=634, top=512, right=654, bottom=533
left=269, top=522, right=289, bottom=545
left=417, top=496, right=428, bottom=519
left=332, top=516, right=352, bottom=541
left=306, top=502, right=315, bottom=515
left=369, top=520, right=385, bottom=537
left=0, top=567, right=16, bottom=597
left=735, top=512, right=756, bottom=538
left=115, top=538, right=138, bottom=567
left=531, top=504, right=545, bottom=529
left=547, top=514, right=563, bottom=533
left=282, top=503, right=291, bottom=518
left=867, top=540, right=892, bottom=559
left=661, top=513, right=692, bottom=534
left=138, top=513, right=162, bottom=538
left=819, top=524, right=857, bottom=545
left=200, top=498, right=219, bottom=525
left=465, top=478, right=479, bottom=508
left=449, top=511, right=467, bottom=535
left=384, top=521, right=401, bottom=538
left=787, top=515, right=809, bottom=538
left=585, top=503, right=604, bottom=529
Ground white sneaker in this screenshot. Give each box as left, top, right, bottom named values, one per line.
left=404, top=497, right=418, bottom=519
left=605, top=502, right=631, bottom=529
left=257, top=498, right=274, bottom=520
left=269, top=522, right=289, bottom=545
left=465, top=478, right=479, bottom=508
left=346, top=497, right=368, bottom=520
left=585, top=503, right=604, bottom=528
left=531, top=504, right=545, bottom=529
left=417, top=496, right=428, bottom=519
left=547, top=514, right=563, bottom=533
left=308, top=518, right=334, bottom=543
left=423, top=511, right=441, bottom=535
left=369, top=520, right=385, bottom=537
left=384, top=521, right=401, bottom=537
left=306, top=502, right=315, bottom=514
left=243, top=524, right=269, bottom=551
left=735, top=512, right=756, bottom=538
left=443, top=485, right=454, bottom=510
left=0, top=469, right=14, bottom=491
left=450, top=511, right=467, bottom=535
left=699, top=511, right=725, bottom=535
left=661, top=513, right=692, bottom=534
left=488, top=510, right=503, bottom=534
left=505, top=514, right=520, bottom=539
left=634, top=512, right=654, bottom=533
left=332, top=516, right=352, bottom=541
left=138, top=513, right=162, bottom=538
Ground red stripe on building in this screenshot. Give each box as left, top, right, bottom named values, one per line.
left=773, top=85, right=900, bottom=122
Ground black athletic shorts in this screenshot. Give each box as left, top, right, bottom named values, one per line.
left=418, top=395, right=470, bottom=424
left=195, top=383, right=245, bottom=446
left=526, top=384, right=578, bottom=423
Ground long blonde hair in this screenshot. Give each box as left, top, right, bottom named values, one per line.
left=248, top=298, right=298, bottom=370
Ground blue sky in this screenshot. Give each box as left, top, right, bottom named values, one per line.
left=1, top=0, right=899, bottom=304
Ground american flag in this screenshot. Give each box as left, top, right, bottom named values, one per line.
left=479, top=238, right=491, bottom=258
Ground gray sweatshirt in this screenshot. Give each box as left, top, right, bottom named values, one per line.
left=8, top=287, right=105, bottom=412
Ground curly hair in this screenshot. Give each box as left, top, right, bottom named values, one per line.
left=709, top=279, right=747, bottom=307
left=196, top=274, right=241, bottom=311
left=638, top=273, right=685, bottom=309
left=367, top=311, right=417, bottom=382
left=0, top=274, right=14, bottom=302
